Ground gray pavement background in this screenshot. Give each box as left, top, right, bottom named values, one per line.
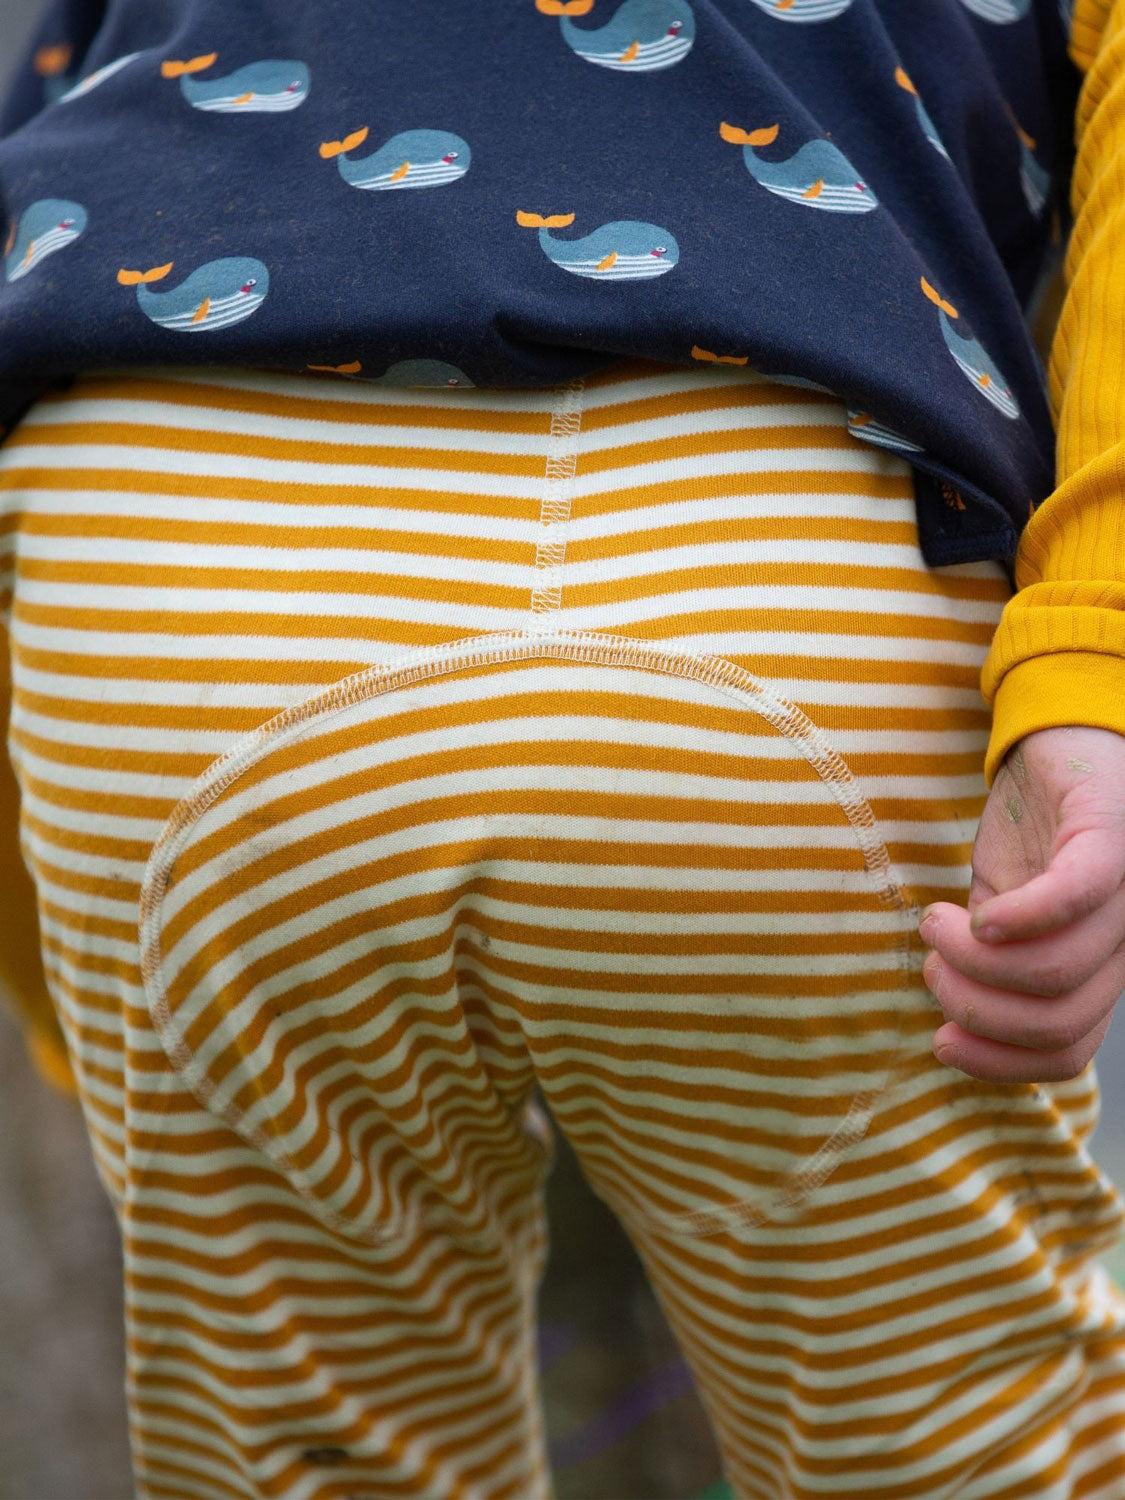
left=2, top=5, right=1124, bottom=1497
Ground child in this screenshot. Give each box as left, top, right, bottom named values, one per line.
left=3, top=2, right=1125, bottom=1495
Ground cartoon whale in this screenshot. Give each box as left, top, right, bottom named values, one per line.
left=161, top=54, right=309, bottom=111
left=894, top=67, right=949, bottom=159
left=375, top=359, right=475, bottom=387
left=846, top=410, right=924, bottom=454
left=516, top=210, right=678, bottom=278
left=319, top=127, right=470, bottom=190
left=1007, top=114, right=1050, bottom=216
left=4, top=199, right=87, bottom=282
left=720, top=123, right=878, bottom=212
left=57, top=52, right=144, bottom=102
left=744, top=0, right=854, bottom=21
left=535, top=0, right=695, bottom=71
left=957, top=0, right=1030, bottom=20
left=921, top=278, right=1018, bottom=418
left=116, top=257, right=269, bottom=332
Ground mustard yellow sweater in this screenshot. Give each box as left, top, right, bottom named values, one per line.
left=983, top=0, right=1125, bottom=784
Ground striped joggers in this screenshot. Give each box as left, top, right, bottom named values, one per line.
left=2, top=357, right=1125, bottom=1499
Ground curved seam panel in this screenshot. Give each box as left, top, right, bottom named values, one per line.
left=138, top=627, right=914, bottom=1244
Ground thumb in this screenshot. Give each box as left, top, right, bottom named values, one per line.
left=970, top=824, right=1125, bottom=943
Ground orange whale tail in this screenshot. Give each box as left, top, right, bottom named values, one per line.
left=691, top=346, right=749, bottom=366
left=307, top=361, right=364, bottom=375
left=535, top=0, right=596, bottom=14
left=516, top=210, right=576, bottom=229
left=34, top=43, right=73, bottom=76
left=920, top=276, right=959, bottom=319
left=117, top=263, right=174, bottom=286
left=319, top=127, right=370, bottom=159
left=719, top=122, right=779, bottom=148
left=161, top=53, right=217, bottom=78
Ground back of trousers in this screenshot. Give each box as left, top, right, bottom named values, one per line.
left=2, top=357, right=1124, bottom=1500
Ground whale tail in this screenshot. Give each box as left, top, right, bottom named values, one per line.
left=691, top=345, right=749, bottom=366
left=1001, top=100, right=1037, bottom=151
left=33, top=43, right=73, bottom=76
left=920, top=276, right=959, bottom=319
left=894, top=66, right=918, bottom=96
left=308, top=361, right=363, bottom=375
left=319, top=126, right=370, bottom=159
left=719, top=122, right=779, bottom=148
left=535, top=0, right=595, bottom=14
left=117, top=263, right=174, bottom=286
left=516, top=210, right=576, bottom=228
left=160, top=53, right=217, bottom=78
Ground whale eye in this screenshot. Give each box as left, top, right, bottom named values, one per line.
left=241, top=278, right=257, bottom=293
left=651, top=245, right=667, bottom=256
left=668, top=19, right=683, bottom=32
left=60, top=218, right=75, bottom=229
left=446, top=377, right=460, bottom=386
left=288, top=80, right=301, bottom=89
left=444, top=150, right=459, bottom=161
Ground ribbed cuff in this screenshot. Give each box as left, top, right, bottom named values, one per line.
left=984, top=649, right=1125, bottom=786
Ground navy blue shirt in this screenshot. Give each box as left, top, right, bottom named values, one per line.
left=0, top=0, right=1083, bottom=568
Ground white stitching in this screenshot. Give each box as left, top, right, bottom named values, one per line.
left=530, top=379, right=584, bottom=615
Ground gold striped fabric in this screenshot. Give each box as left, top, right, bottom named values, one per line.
left=2, top=358, right=1125, bottom=1499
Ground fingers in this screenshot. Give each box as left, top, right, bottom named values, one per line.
left=931, top=1010, right=1116, bottom=1085
left=922, top=926, right=1125, bottom=1082
left=969, top=826, right=1125, bottom=942
left=920, top=889, right=1125, bottom=998
left=922, top=940, right=1125, bottom=1053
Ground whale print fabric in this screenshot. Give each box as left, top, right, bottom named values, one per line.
left=517, top=211, right=679, bottom=276
left=117, top=257, right=269, bottom=332
left=720, top=122, right=878, bottom=211
left=57, top=52, right=143, bottom=102
left=4, top=197, right=86, bottom=281
left=537, top=0, right=696, bottom=70
left=744, top=0, right=855, bottom=21
left=319, top=127, right=470, bottom=190
left=921, top=277, right=1020, bottom=417
left=0, top=0, right=1084, bottom=568
left=958, top=0, right=1032, bottom=19
left=894, top=67, right=950, bottom=158
left=163, top=56, right=310, bottom=112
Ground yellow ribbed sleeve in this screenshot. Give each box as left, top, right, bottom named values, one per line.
left=982, top=0, right=1125, bottom=784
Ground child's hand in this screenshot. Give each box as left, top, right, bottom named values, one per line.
left=918, top=725, right=1125, bottom=1083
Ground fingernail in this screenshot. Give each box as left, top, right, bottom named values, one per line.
left=918, top=907, right=938, bottom=942
left=970, top=910, right=1000, bottom=942
left=934, top=1043, right=953, bottom=1066
left=922, top=952, right=942, bottom=994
